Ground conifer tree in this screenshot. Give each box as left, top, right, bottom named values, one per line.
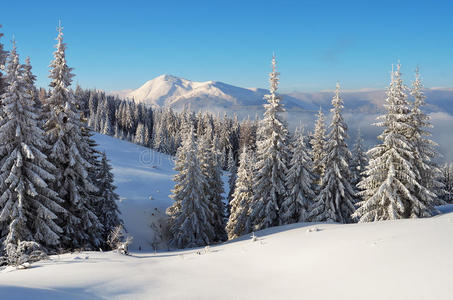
left=0, top=42, right=65, bottom=260
left=249, top=55, right=290, bottom=231
left=226, top=147, right=255, bottom=239
left=350, top=128, right=368, bottom=188
left=354, top=64, right=436, bottom=222
left=309, top=83, right=356, bottom=223
left=166, top=125, right=215, bottom=248
left=0, top=25, right=8, bottom=95
left=409, top=68, right=443, bottom=207
left=197, top=134, right=227, bottom=242
left=440, top=163, right=453, bottom=203
left=44, top=24, right=102, bottom=249
left=227, top=149, right=238, bottom=211
left=96, top=152, right=122, bottom=247
left=310, top=108, right=327, bottom=182
left=280, top=128, right=316, bottom=224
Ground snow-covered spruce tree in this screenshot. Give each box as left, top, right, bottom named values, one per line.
left=197, top=133, right=227, bottom=242
left=440, top=163, right=453, bottom=203
left=310, top=107, right=327, bottom=183
left=134, top=122, right=145, bottom=145
left=96, top=152, right=122, bottom=248
left=409, top=68, right=443, bottom=207
left=280, top=128, right=316, bottom=224
left=166, top=125, right=216, bottom=248
left=44, top=24, right=103, bottom=250
left=350, top=128, right=368, bottom=188
left=0, top=25, right=8, bottom=95
left=226, top=147, right=255, bottom=239
left=0, top=42, right=65, bottom=261
left=249, top=55, right=290, bottom=231
left=227, top=149, right=237, bottom=212
left=22, top=57, right=40, bottom=108
left=309, top=83, right=356, bottom=223
left=353, top=64, right=437, bottom=222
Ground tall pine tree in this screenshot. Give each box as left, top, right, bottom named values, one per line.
left=166, top=125, right=215, bottom=248
left=226, top=147, right=255, bottom=239
left=310, top=107, right=327, bottom=182
left=309, top=83, right=356, bottom=223
left=249, top=55, right=290, bottom=231
left=354, top=64, right=436, bottom=222
left=44, top=24, right=102, bottom=249
left=0, top=42, right=65, bottom=260
left=280, top=128, right=316, bottom=224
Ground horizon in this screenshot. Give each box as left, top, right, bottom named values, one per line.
left=2, top=1, right=453, bottom=93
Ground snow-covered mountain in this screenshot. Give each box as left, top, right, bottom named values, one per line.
left=110, top=74, right=317, bottom=112
left=110, top=75, right=453, bottom=117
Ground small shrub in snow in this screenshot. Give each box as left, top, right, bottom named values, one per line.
left=5, top=241, right=48, bottom=267
left=108, top=225, right=133, bottom=255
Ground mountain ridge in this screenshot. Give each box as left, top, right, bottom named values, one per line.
left=109, top=74, right=453, bottom=115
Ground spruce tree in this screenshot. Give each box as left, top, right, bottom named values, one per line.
left=0, top=42, right=65, bottom=260
left=96, top=152, right=122, bottom=247
left=354, top=64, right=436, bottom=222
left=409, top=68, right=443, bottom=207
left=166, top=125, right=215, bottom=248
left=226, top=147, right=255, bottom=239
left=227, top=149, right=238, bottom=212
left=44, top=24, right=102, bottom=249
left=350, top=128, right=368, bottom=189
left=310, top=108, right=327, bottom=182
left=249, top=55, right=290, bottom=231
left=280, top=128, right=316, bottom=224
left=309, top=83, right=356, bottom=223
left=197, top=133, right=227, bottom=242
left=0, top=25, right=8, bottom=95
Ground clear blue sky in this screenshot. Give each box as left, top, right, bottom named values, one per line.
left=2, top=0, right=453, bottom=92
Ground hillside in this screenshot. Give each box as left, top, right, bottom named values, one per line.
left=1, top=134, right=453, bottom=299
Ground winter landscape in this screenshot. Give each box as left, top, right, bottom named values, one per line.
left=1, top=1, right=453, bottom=299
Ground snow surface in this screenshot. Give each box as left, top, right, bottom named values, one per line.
left=93, top=133, right=176, bottom=251
left=1, top=134, right=453, bottom=299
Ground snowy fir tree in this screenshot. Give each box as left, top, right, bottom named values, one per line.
left=279, top=128, right=316, bottom=224
left=197, top=133, right=227, bottom=242
left=0, top=25, right=8, bottom=95
left=166, top=125, right=216, bottom=248
left=350, top=128, right=368, bottom=188
left=0, top=42, right=65, bottom=261
left=43, top=24, right=102, bottom=250
left=354, top=64, right=437, bottom=222
left=96, top=152, right=122, bottom=248
left=227, top=149, right=238, bottom=212
left=440, top=163, right=453, bottom=203
left=249, top=55, right=290, bottom=231
left=309, top=83, right=356, bottom=223
left=409, top=67, right=443, bottom=206
left=226, top=147, right=255, bottom=239
left=310, top=107, right=327, bottom=182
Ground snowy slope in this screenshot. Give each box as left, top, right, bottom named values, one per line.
left=94, top=133, right=176, bottom=251
left=1, top=205, right=453, bottom=299
left=1, top=134, right=453, bottom=299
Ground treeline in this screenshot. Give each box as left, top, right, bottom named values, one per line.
left=0, top=25, right=122, bottom=265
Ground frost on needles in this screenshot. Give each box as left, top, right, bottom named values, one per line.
left=354, top=64, right=439, bottom=222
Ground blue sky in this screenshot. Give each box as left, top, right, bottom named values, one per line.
left=2, top=0, right=453, bottom=92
